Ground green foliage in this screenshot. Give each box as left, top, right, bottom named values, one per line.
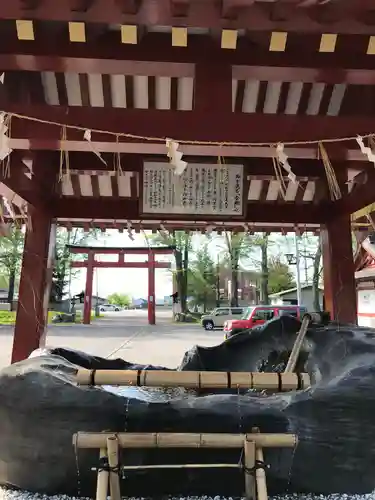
left=51, top=227, right=100, bottom=302
left=0, top=309, right=97, bottom=325
left=149, top=230, right=192, bottom=314
left=0, top=225, right=101, bottom=304
left=0, top=224, right=24, bottom=275
left=0, top=224, right=24, bottom=305
left=221, top=231, right=264, bottom=306
left=0, top=275, right=8, bottom=288
left=149, top=230, right=192, bottom=254
left=187, top=245, right=218, bottom=311
left=107, top=292, right=131, bottom=307
left=267, top=256, right=296, bottom=294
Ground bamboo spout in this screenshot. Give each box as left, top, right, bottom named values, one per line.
left=285, top=314, right=311, bottom=373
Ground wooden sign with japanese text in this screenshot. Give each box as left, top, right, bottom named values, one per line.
left=142, top=162, right=244, bottom=216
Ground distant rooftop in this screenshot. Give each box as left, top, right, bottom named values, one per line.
left=269, top=284, right=323, bottom=297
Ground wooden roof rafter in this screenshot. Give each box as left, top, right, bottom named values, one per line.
left=1, top=2, right=375, bottom=233
left=1, top=0, right=375, bottom=35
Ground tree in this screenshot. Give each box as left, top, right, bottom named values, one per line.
left=223, top=232, right=241, bottom=307
left=0, top=224, right=24, bottom=309
left=297, top=233, right=323, bottom=311
left=221, top=232, right=262, bottom=306
left=268, top=256, right=295, bottom=294
left=312, top=239, right=322, bottom=311
left=51, top=227, right=100, bottom=303
left=0, top=224, right=100, bottom=307
left=107, top=293, right=131, bottom=307
left=149, top=231, right=192, bottom=315
left=187, top=245, right=218, bottom=312
left=258, top=234, right=269, bottom=304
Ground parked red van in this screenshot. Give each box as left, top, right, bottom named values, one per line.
left=223, top=305, right=308, bottom=339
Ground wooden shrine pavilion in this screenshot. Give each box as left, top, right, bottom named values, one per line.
left=0, top=0, right=374, bottom=362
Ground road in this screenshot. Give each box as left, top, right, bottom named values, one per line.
left=0, top=309, right=224, bottom=369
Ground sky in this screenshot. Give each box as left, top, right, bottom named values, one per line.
left=68, top=230, right=319, bottom=300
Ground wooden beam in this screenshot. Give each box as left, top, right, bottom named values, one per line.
left=0, top=154, right=54, bottom=211
left=71, top=261, right=170, bottom=268
left=52, top=197, right=326, bottom=224
left=329, top=169, right=375, bottom=218
left=321, top=215, right=357, bottom=324
left=12, top=208, right=55, bottom=362
left=1, top=32, right=375, bottom=84
left=67, top=245, right=175, bottom=254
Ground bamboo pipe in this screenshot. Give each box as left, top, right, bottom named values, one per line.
left=95, top=448, right=108, bottom=500
left=252, top=428, right=268, bottom=500
left=106, top=436, right=121, bottom=500
left=244, top=438, right=256, bottom=500
left=285, top=314, right=311, bottom=373
left=119, top=463, right=240, bottom=469
left=73, top=432, right=297, bottom=450
left=76, top=369, right=310, bottom=391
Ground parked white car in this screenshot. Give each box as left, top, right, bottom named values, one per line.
left=201, top=307, right=244, bottom=330
left=99, top=304, right=121, bottom=312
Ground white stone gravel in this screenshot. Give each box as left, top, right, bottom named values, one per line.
left=1, top=489, right=375, bottom=500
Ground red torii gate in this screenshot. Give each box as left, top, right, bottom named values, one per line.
left=68, top=245, right=175, bottom=325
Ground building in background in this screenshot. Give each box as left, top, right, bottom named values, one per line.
left=355, top=236, right=375, bottom=327
left=269, top=284, right=323, bottom=312
left=219, top=268, right=260, bottom=305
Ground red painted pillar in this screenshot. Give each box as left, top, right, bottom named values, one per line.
left=83, top=251, right=94, bottom=325
left=11, top=208, right=56, bottom=363
left=321, top=215, right=357, bottom=324
left=148, top=250, right=156, bottom=325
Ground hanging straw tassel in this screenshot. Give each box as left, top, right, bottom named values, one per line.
left=318, top=142, right=341, bottom=200
left=21, top=204, right=32, bottom=233
left=2, top=114, right=11, bottom=177
left=113, top=135, right=123, bottom=176
left=59, top=126, right=70, bottom=181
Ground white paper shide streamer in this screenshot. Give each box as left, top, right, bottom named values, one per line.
left=84, top=129, right=107, bottom=165
left=276, top=143, right=297, bottom=183
left=0, top=113, right=12, bottom=161
left=166, top=138, right=187, bottom=175
left=2, top=197, right=15, bottom=219
left=126, top=220, right=134, bottom=241
left=159, top=223, right=169, bottom=238
left=356, top=136, right=375, bottom=167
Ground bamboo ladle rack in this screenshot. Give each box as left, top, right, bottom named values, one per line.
left=76, top=368, right=310, bottom=391
left=73, top=431, right=297, bottom=500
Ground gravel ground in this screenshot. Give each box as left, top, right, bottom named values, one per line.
left=1, top=489, right=375, bottom=500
